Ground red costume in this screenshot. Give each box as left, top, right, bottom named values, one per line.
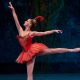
left=16, top=35, right=48, bottom=63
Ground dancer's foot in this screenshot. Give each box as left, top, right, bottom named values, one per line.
left=73, top=48, right=80, bottom=52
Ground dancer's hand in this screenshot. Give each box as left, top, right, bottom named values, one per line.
left=53, top=30, right=63, bottom=34
left=8, top=2, right=15, bottom=11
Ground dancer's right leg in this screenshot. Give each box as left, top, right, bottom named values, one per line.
left=26, top=57, right=35, bottom=80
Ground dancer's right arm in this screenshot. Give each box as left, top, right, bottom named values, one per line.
left=8, top=2, right=23, bottom=34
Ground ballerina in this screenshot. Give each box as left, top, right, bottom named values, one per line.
left=8, top=2, right=80, bottom=80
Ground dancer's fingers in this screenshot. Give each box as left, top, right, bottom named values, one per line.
left=59, top=30, right=63, bottom=33
left=9, top=2, right=12, bottom=6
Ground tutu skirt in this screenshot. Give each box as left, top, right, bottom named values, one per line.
left=16, top=42, right=48, bottom=63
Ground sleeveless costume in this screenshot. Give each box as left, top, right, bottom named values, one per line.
left=16, top=35, right=48, bottom=63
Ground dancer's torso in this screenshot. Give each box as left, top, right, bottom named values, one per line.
left=17, top=31, right=33, bottom=51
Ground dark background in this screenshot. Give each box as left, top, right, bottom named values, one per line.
left=0, top=0, right=80, bottom=73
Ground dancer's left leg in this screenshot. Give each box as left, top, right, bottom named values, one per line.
left=41, top=48, right=80, bottom=55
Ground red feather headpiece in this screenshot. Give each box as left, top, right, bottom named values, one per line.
left=34, top=16, right=44, bottom=22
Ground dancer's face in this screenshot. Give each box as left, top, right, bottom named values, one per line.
left=24, top=19, right=33, bottom=28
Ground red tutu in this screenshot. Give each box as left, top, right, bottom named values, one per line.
left=16, top=35, right=48, bottom=63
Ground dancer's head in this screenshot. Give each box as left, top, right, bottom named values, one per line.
left=23, top=19, right=34, bottom=28
left=23, top=16, right=44, bottom=30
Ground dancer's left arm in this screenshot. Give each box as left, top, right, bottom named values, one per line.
left=31, top=30, right=63, bottom=37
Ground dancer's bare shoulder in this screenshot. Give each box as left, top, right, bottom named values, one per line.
left=19, top=31, right=34, bottom=38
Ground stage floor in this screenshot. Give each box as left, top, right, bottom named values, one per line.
left=0, top=74, right=80, bottom=80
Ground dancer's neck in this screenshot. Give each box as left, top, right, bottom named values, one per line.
left=25, top=28, right=31, bottom=31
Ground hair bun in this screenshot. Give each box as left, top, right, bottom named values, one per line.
left=34, top=16, right=44, bottom=22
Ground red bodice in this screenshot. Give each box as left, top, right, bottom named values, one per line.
left=16, top=35, right=32, bottom=51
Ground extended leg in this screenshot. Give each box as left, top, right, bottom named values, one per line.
left=42, top=48, right=80, bottom=55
